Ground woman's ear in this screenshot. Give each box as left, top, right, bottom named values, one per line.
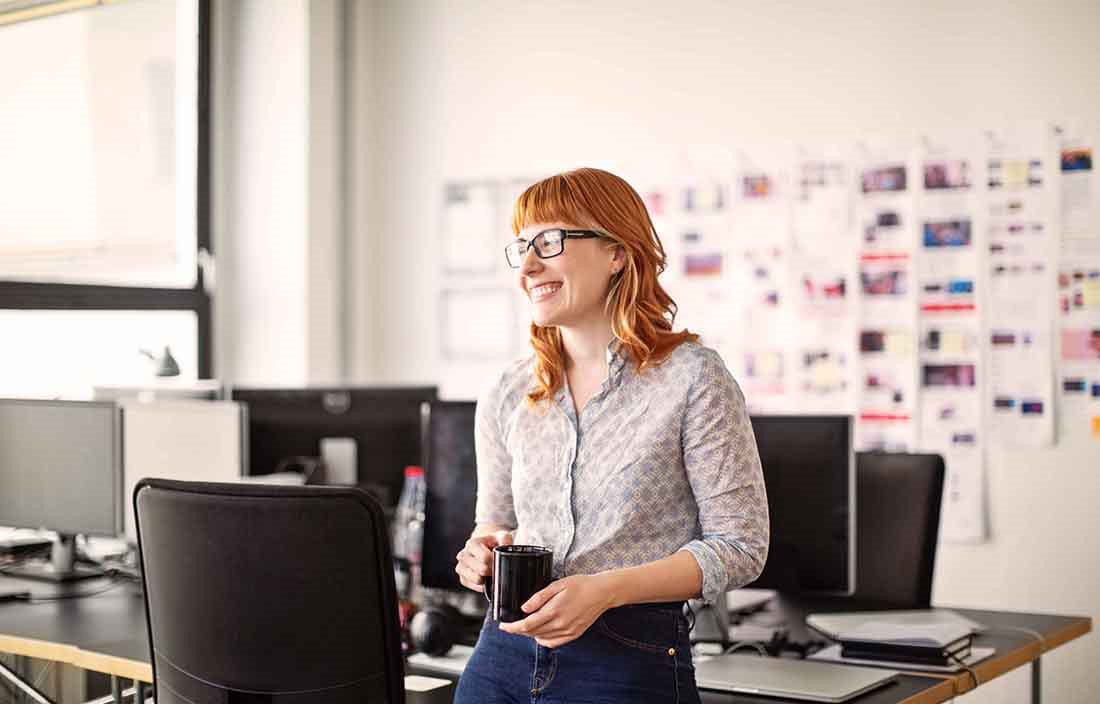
left=610, top=244, right=626, bottom=274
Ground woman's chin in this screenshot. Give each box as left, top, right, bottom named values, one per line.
left=529, top=305, right=562, bottom=328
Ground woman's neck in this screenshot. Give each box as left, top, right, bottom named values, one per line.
left=560, top=319, right=615, bottom=374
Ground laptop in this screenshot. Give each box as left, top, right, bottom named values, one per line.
left=694, top=654, right=898, bottom=702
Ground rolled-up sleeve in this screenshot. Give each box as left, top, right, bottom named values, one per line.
left=678, top=348, right=770, bottom=604
left=474, top=374, right=518, bottom=528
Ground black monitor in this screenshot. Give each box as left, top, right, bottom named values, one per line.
left=746, top=414, right=855, bottom=595
left=229, top=386, right=437, bottom=510
left=0, top=398, right=122, bottom=581
left=418, top=400, right=478, bottom=591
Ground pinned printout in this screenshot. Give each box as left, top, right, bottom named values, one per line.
left=984, top=126, right=1057, bottom=446
left=919, top=344, right=986, bottom=542
left=1058, top=327, right=1100, bottom=440
left=855, top=142, right=919, bottom=451
left=441, top=182, right=499, bottom=274
left=1057, top=121, right=1099, bottom=259
left=722, top=157, right=795, bottom=413
left=791, top=148, right=858, bottom=413
left=914, top=134, right=987, bottom=540
left=1055, top=122, right=1100, bottom=439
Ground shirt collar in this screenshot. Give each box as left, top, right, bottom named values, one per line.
left=606, top=338, right=627, bottom=379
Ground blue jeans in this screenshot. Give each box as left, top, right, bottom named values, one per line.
left=454, top=602, right=701, bottom=704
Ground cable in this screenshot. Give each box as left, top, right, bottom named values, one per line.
left=947, top=650, right=981, bottom=690
left=723, top=640, right=769, bottom=657
left=26, top=578, right=123, bottom=603
left=941, top=625, right=1045, bottom=697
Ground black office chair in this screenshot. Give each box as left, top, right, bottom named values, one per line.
left=134, top=479, right=404, bottom=704
left=850, top=451, right=945, bottom=608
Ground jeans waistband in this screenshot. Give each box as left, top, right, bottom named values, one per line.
left=609, top=601, right=686, bottom=614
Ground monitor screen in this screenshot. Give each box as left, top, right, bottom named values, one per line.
left=419, top=401, right=478, bottom=591
left=229, top=386, right=437, bottom=510
left=121, top=399, right=246, bottom=543
left=745, top=415, right=855, bottom=595
left=0, top=399, right=121, bottom=536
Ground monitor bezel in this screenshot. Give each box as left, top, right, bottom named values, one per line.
left=0, top=397, right=123, bottom=538
left=747, top=413, right=856, bottom=597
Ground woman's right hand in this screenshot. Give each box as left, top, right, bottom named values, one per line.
left=455, top=530, right=513, bottom=593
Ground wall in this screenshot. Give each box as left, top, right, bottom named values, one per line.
left=355, top=1, right=1100, bottom=701
left=212, top=0, right=347, bottom=386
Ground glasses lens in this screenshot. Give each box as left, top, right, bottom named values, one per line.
left=533, top=230, right=564, bottom=257
left=505, top=240, right=526, bottom=268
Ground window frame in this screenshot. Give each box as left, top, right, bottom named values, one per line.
left=0, top=0, right=213, bottom=378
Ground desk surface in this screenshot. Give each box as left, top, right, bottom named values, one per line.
left=0, top=573, right=152, bottom=682
left=0, top=573, right=1090, bottom=703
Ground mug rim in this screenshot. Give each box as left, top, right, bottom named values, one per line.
left=494, top=544, right=552, bottom=556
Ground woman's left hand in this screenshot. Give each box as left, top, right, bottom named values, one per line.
left=498, top=574, right=617, bottom=648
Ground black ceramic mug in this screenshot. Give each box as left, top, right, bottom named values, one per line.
left=483, top=545, right=553, bottom=623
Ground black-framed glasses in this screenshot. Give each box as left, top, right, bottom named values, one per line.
left=504, top=228, right=604, bottom=269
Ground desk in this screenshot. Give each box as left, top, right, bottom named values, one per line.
left=912, top=608, right=1091, bottom=702
left=0, top=574, right=151, bottom=703
left=0, top=573, right=1089, bottom=704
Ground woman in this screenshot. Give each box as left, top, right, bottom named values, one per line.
left=453, top=167, right=769, bottom=703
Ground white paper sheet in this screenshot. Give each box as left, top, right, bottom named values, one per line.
left=1055, top=121, right=1100, bottom=440
left=984, top=126, right=1057, bottom=446
left=441, top=182, right=499, bottom=274
left=855, top=141, right=920, bottom=451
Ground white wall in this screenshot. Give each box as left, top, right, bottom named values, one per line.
left=212, top=0, right=347, bottom=386
left=354, top=1, right=1100, bottom=702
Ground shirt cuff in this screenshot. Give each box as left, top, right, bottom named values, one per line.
left=679, top=540, right=728, bottom=605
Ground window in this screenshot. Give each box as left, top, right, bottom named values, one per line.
left=0, top=0, right=211, bottom=384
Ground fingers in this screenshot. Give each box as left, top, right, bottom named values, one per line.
left=454, top=561, right=485, bottom=593
left=499, top=606, right=557, bottom=636
left=454, top=532, right=510, bottom=594
left=521, top=579, right=565, bottom=614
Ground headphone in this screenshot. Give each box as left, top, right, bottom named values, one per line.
left=409, top=603, right=463, bottom=656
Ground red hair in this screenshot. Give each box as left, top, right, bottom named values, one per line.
left=511, top=168, right=698, bottom=405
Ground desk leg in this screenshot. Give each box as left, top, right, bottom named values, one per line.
left=135, top=680, right=147, bottom=703
left=111, top=676, right=122, bottom=703
left=1031, top=656, right=1041, bottom=704
left=0, top=659, right=54, bottom=704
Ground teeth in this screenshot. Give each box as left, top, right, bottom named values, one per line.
left=530, top=283, right=561, bottom=300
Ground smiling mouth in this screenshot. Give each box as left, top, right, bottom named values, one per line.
left=529, top=282, right=562, bottom=302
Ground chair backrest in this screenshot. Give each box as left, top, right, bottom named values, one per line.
left=134, top=479, right=404, bottom=704
left=851, top=452, right=945, bottom=608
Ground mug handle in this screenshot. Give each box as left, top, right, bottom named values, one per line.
left=483, top=545, right=496, bottom=603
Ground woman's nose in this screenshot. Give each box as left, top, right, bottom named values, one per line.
left=520, top=245, right=542, bottom=275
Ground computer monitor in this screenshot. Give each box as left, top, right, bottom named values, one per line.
left=229, top=386, right=438, bottom=510
left=120, top=399, right=248, bottom=544
left=419, top=400, right=478, bottom=591
left=0, top=398, right=122, bottom=581
left=746, top=414, right=855, bottom=596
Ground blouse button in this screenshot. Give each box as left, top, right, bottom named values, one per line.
left=668, top=648, right=676, bottom=657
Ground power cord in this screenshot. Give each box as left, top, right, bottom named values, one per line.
left=947, top=650, right=981, bottom=691
left=723, top=640, right=769, bottom=657
left=942, top=625, right=1046, bottom=698
left=26, top=577, right=125, bottom=603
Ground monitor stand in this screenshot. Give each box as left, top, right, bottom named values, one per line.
left=1, top=534, right=104, bottom=582
left=689, top=597, right=731, bottom=648
left=727, top=592, right=845, bottom=655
